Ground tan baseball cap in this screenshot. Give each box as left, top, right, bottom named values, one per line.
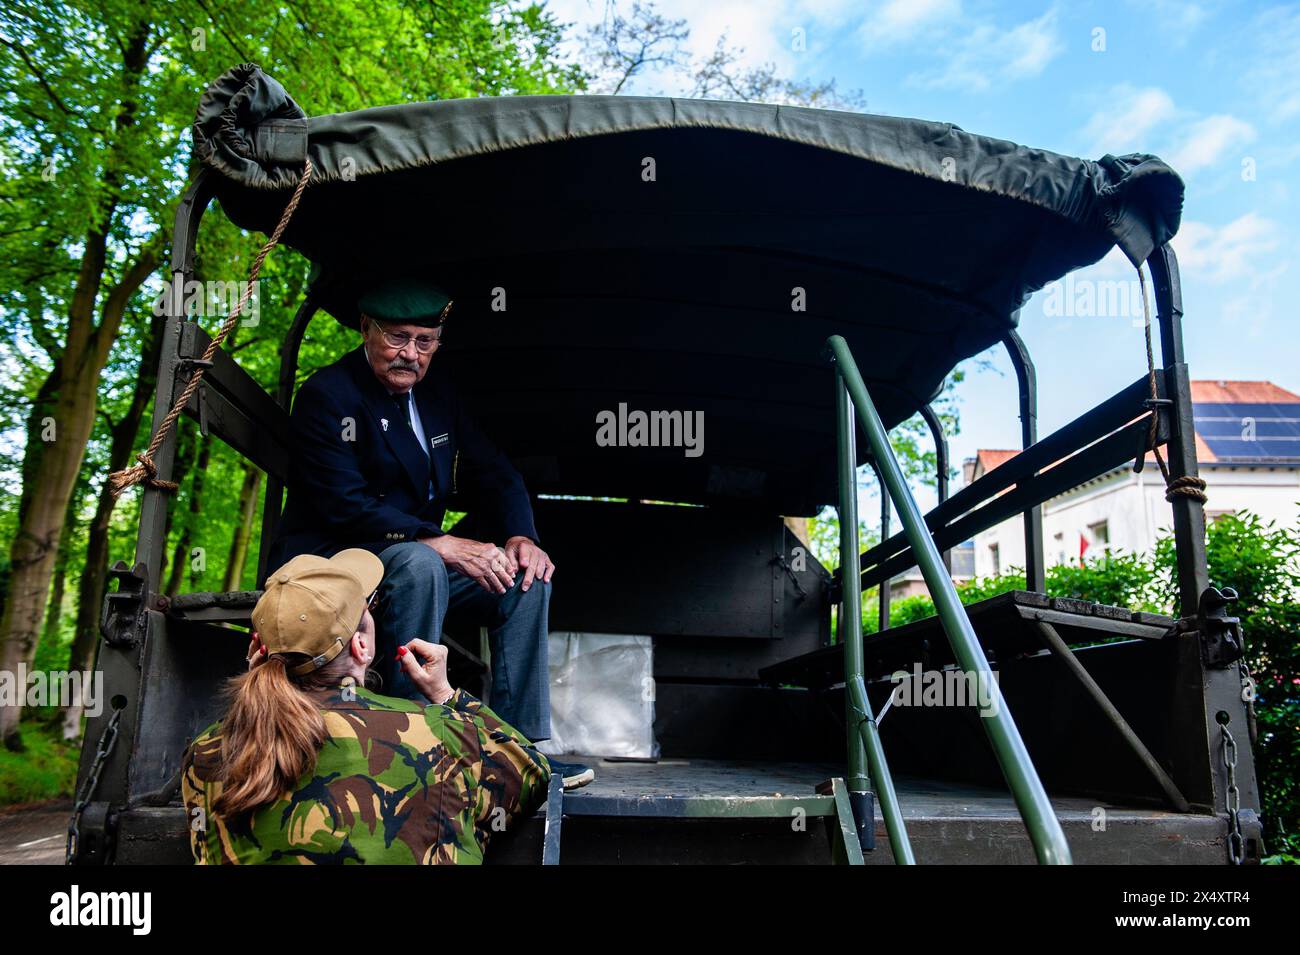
left=252, top=549, right=384, bottom=676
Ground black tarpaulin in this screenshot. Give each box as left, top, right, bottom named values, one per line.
left=192, top=64, right=1185, bottom=515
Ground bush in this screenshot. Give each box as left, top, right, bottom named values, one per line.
left=866, top=510, right=1300, bottom=860
left=1156, top=512, right=1300, bottom=860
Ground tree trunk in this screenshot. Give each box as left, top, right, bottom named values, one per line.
left=0, top=236, right=160, bottom=749
left=187, top=436, right=214, bottom=592
left=164, top=433, right=210, bottom=596
left=40, top=492, right=80, bottom=658
left=0, top=361, right=102, bottom=749
left=222, top=463, right=262, bottom=592
left=63, top=309, right=165, bottom=739
left=159, top=424, right=193, bottom=595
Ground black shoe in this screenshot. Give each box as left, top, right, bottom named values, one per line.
left=546, top=756, right=595, bottom=791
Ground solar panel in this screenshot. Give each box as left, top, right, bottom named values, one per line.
left=1194, top=401, right=1300, bottom=461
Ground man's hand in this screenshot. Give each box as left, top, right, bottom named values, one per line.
left=397, top=639, right=455, bottom=705
left=503, top=536, right=555, bottom=592
left=420, top=534, right=516, bottom=593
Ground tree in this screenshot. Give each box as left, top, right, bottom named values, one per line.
left=579, top=0, right=866, bottom=110
left=0, top=0, right=591, bottom=747
left=0, top=4, right=170, bottom=747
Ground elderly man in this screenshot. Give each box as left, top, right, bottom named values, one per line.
left=267, top=277, right=592, bottom=789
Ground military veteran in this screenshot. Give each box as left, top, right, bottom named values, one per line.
left=266, top=278, right=591, bottom=789
left=182, top=549, right=549, bottom=864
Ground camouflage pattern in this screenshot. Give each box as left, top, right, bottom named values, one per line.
left=181, top=685, right=550, bottom=864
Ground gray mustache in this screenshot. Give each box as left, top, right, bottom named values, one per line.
left=388, top=360, right=420, bottom=372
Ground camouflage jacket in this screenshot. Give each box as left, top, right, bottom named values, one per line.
left=181, top=685, right=550, bottom=864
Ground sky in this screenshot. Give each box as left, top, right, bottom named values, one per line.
left=545, top=0, right=1299, bottom=509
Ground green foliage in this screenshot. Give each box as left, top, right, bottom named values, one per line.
left=806, top=371, right=963, bottom=575
left=1155, top=512, right=1300, bottom=860
left=882, top=550, right=1164, bottom=631
left=867, top=510, right=1300, bottom=861
left=1046, top=551, right=1163, bottom=612
left=0, top=0, right=595, bottom=662
left=0, top=718, right=80, bottom=805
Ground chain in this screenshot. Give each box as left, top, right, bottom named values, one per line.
left=66, top=707, right=122, bottom=864
left=1220, top=722, right=1244, bottom=865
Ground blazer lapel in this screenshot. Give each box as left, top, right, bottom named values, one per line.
left=414, top=379, right=453, bottom=496
left=344, top=347, right=431, bottom=499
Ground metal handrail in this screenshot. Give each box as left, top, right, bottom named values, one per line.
left=829, top=335, right=1073, bottom=865
left=837, top=378, right=916, bottom=864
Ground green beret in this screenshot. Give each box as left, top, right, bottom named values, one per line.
left=357, top=278, right=453, bottom=328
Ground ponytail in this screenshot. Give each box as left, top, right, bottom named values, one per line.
left=212, top=655, right=328, bottom=819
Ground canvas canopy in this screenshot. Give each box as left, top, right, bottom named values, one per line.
left=192, top=64, right=1184, bottom=515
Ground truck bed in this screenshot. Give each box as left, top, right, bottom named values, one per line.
left=485, top=756, right=1233, bottom=864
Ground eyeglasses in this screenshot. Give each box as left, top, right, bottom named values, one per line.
left=357, top=587, right=380, bottom=632
left=373, top=321, right=442, bottom=353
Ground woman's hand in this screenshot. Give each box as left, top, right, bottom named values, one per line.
left=397, top=639, right=455, bottom=705
left=246, top=633, right=267, bottom=671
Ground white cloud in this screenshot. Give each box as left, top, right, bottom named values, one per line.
left=1242, top=5, right=1300, bottom=124
left=1082, top=246, right=1141, bottom=279
left=1080, top=86, right=1179, bottom=157
left=1165, top=114, right=1256, bottom=174
left=858, top=0, right=962, bottom=50
left=1077, top=87, right=1254, bottom=181
left=904, top=9, right=1064, bottom=92
left=1171, top=214, right=1282, bottom=284
left=1123, top=0, right=1210, bottom=39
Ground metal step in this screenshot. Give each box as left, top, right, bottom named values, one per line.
left=759, top=590, right=1174, bottom=689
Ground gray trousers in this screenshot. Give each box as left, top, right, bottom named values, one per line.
left=375, top=542, right=552, bottom=742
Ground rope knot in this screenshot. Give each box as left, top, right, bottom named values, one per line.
left=1134, top=265, right=1209, bottom=508
left=1165, top=475, right=1208, bottom=504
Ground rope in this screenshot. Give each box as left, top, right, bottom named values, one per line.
left=108, top=158, right=314, bottom=499
left=1136, top=265, right=1208, bottom=505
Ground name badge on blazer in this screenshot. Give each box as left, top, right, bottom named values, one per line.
left=430, top=432, right=450, bottom=449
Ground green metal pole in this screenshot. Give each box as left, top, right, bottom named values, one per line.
left=829, top=335, right=1072, bottom=865
left=837, top=375, right=916, bottom=865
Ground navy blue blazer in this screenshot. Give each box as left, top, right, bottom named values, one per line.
left=266, top=346, right=539, bottom=571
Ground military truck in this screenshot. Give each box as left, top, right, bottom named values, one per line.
left=69, top=64, right=1262, bottom=865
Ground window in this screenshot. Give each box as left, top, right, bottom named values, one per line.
left=1088, top=521, right=1110, bottom=554
left=989, top=543, right=1001, bottom=576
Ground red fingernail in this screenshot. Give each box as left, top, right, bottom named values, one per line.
left=260, top=646, right=268, bottom=655
left=397, top=645, right=408, bottom=658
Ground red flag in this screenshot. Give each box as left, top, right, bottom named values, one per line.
left=1079, top=533, right=1089, bottom=566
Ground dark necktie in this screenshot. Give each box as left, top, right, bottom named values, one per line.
left=392, top=392, right=433, bottom=500
left=392, top=392, right=414, bottom=431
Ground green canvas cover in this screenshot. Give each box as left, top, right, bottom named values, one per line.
left=192, top=63, right=1184, bottom=515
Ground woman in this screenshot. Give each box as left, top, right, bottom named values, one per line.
left=181, top=548, right=551, bottom=864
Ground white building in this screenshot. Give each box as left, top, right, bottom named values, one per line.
left=967, top=380, right=1300, bottom=578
